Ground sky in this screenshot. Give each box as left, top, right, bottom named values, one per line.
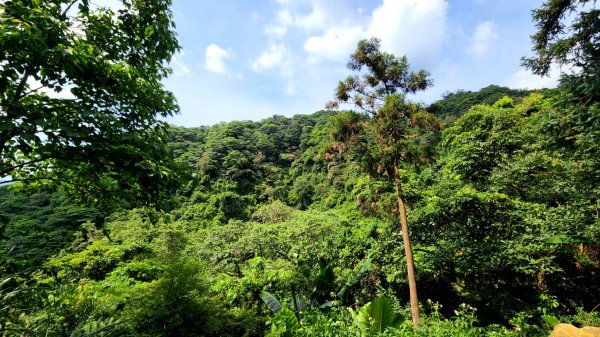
left=162, top=0, right=561, bottom=127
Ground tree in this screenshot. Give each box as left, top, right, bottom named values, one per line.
left=0, top=0, right=183, bottom=211
left=326, top=38, right=430, bottom=114
left=327, top=37, right=439, bottom=327
left=522, top=0, right=600, bottom=102
left=523, top=0, right=600, bottom=237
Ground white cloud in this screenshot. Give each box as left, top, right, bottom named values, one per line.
left=265, top=1, right=333, bottom=38
left=204, top=44, right=232, bottom=74
left=171, top=52, right=191, bottom=77
left=293, top=2, right=329, bottom=32
left=265, top=23, right=288, bottom=39
left=252, top=44, right=288, bottom=72
left=368, top=0, right=448, bottom=62
left=251, top=44, right=297, bottom=95
left=258, top=0, right=450, bottom=95
left=264, top=10, right=291, bottom=38
left=300, top=0, right=448, bottom=64
left=504, top=65, right=560, bottom=89
left=467, top=21, right=498, bottom=58
left=304, top=26, right=366, bottom=61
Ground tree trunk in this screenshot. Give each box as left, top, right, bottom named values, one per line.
left=393, top=165, right=420, bottom=327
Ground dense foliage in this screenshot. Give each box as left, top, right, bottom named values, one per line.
left=427, top=85, right=557, bottom=124
left=0, top=0, right=184, bottom=212
left=2, top=81, right=599, bottom=335
left=1, top=0, right=599, bottom=336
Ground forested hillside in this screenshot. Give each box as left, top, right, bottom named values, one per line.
left=427, top=85, right=558, bottom=124
left=2, top=83, right=599, bottom=335
left=1, top=0, right=599, bottom=336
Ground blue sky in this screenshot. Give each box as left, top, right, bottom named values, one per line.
left=162, top=0, right=560, bottom=127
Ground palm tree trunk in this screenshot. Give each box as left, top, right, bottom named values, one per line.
left=393, top=165, right=420, bottom=327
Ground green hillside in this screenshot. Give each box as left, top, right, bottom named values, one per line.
left=1, top=0, right=599, bottom=336
left=2, top=86, right=599, bottom=335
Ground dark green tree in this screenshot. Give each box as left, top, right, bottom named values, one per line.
left=327, top=37, right=439, bottom=327
left=0, top=0, right=182, bottom=211
left=523, top=0, right=600, bottom=249
left=523, top=0, right=599, bottom=102
left=326, top=38, right=430, bottom=114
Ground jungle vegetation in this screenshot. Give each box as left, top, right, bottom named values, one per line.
left=1, top=0, right=599, bottom=336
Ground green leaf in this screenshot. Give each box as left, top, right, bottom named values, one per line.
left=338, top=257, right=371, bottom=299
left=356, top=296, right=404, bottom=336
left=271, top=308, right=299, bottom=337
left=542, top=235, right=591, bottom=244
left=319, top=300, right=338, bottom=309
left=260, top=291, right=282, bottom=314
left=144, top=26, right=154, bottom=38
left=78, top=0, right=90, bottom=15
left=542, top=314, right=559, bottom=328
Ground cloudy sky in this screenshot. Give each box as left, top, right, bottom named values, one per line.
left=162, top=0, right=560, bottom=127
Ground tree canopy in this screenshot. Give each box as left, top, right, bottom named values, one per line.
left=0, top=0, right=183, bottom=210
left=0, top=1, right=599, bottom=336
left=523, top=0, right=600, bottom=102
left=1, top=92, right=600, bottom=336
left=326, top=37, right=431, bottom=114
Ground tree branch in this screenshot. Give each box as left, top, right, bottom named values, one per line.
left=62, top=0, right=80, bottom=17
left=21, top=80, right=63, bottom=98
left=12, top=70, right=30, bottom=103
left=0, top=177, right=80, bottom=189
left=0, top=157, right=52, bottom=177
